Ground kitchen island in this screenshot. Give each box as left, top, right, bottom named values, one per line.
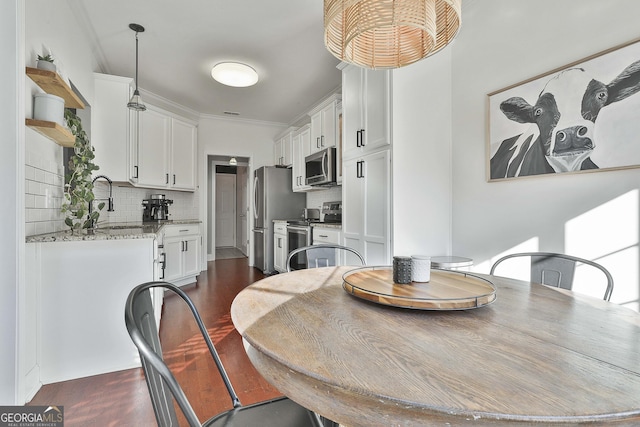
left=24, top=220, right=200, bottom=393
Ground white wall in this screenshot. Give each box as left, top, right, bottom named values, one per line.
left=24, top=0, right=96, bottom=235
left=450, top=0, right=640, bottom=309
left=392, top=49, right=453, bottom=257
left=198, top=115, right=286, bottom=262
left=1, top=0, right=23, bottom=405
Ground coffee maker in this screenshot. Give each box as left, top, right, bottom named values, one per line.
left=142, top=194, right=173, bottom=221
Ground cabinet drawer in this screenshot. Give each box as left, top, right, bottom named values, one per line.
left=162, top=224, right=200, bottom=238
left=312, top=227, right=342, bottom=244
left=274, top=222, right=287, bottom=234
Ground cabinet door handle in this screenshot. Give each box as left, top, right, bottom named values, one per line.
left=360, top=129, right=365, bottom=146
left=278, top=237, right=282, bottom=249
left=166, top=173, right=169, bottom=184
left=184, top=240, right=188, bottom=252
left=173, top=174, right=176, bottom=185
left=321, top=135, right=325, bottom=147
left=133, top=165, right=139, bottom=178
left=318, top=234, right=328, bottom=238
left=356, top=160, right=364, bottom=178
left=160, top=253, right=166, bottom=279
left=317, top=137, right=320, bottom=149
left=356, top=130, right=361, bottom=147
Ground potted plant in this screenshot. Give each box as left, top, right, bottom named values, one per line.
left=36, top=54, right=56, bottom=72
left=61, top=109, right=104, bottom=232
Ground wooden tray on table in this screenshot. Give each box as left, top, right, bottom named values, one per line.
left=342, top=266, right=496, bottom=310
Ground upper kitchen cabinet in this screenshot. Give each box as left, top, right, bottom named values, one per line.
left=291, top=124, right=312, bottom=192
left=92, top=73, right=137, bottom=182
left=92, top=74, right=197, bottom=191
left=170, top=117, right=198, bottom=190
left=274, top=127, right=295, bottom=167
left=136, top=105, right=197, bottom=191
left=309, top=94, right=341, bottom=155
left=136, top=105, right=171, bottom=188
left=341, top=64, right=391, bottom=160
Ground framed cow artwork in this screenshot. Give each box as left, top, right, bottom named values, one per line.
left=487, top=38, right=640, bottom=181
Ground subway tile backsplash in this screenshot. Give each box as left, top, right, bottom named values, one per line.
left=26, top=146, right=199, bottom=236
left=94, top=183, right=199, bottom=225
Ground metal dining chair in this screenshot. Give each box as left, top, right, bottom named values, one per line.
left=125, top=281, right=322, bottom=427
left=489, top=252, right=614, bottom=301
left=286, top=244, right=365, bottom=272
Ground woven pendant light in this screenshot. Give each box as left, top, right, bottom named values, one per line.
left=324, top=0, right=461, bottom=69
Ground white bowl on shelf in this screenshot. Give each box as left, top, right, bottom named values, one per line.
left=33, top=93, right=64, bottom=126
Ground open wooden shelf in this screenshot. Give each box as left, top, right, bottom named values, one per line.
left=26, top=119, right=75, bottom=147
left=26, top=67, right=85, bottom=109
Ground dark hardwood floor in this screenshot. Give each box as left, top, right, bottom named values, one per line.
left=28, top=258, right=282, bottom=426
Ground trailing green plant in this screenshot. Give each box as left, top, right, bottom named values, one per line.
left=37, top=54, right=54, bottom=63
left=61, top=109, right=103, bottom=232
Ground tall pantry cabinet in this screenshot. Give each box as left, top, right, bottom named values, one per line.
left=340, top=64, right=392, bottom=265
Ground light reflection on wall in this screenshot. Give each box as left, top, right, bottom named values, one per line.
left=565, top=190, right=639, bottom=311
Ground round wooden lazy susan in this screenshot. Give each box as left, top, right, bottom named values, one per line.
left=342, top=266, right=496, bottom=310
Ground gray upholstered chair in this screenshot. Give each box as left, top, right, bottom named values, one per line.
left=125, top=281, right=322, bottom=427
left=286, top=244, right=365, bottom=272
left=489, top=252, right=614, bottom=301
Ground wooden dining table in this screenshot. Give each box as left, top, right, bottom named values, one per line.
left=230, top=266, right=640, bottom=426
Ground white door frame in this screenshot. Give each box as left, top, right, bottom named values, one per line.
left=206, top=157, right=252, bottom=261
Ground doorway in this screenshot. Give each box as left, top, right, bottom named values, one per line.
left=207, top=156, right=250, bottom=261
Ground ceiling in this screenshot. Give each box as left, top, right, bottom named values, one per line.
left=73, top=0, right=342, bottom=125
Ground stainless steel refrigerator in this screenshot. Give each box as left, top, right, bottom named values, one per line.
left=253, top=166, right=305, bottom=273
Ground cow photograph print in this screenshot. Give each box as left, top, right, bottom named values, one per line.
left=488, top=39, right=640, bottom=181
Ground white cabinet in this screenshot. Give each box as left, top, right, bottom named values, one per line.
left=312, top=226, right=345, bottom=266
left=92, top=73, right=137, bottom=183
left=274, top=128, right=295, bottom=167
left=342, top=65, right=391, bottom=160
left=137, top=105, right=171, bottom=188
left=135, top=105, right=197, bottom=191
left=273, top=222, right=288, bottom=273
left=161, top=224, right=201, bottom=286
left=170, top=117, right=198, bottom=190
left=313, top=226, right=341, bottom=245
left=292, top=125, right=313, bottom=192
left=309, top=94, right=341, bottom=154
left=342, top=149, right=391, bottom=266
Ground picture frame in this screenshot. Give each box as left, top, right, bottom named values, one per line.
left=487, top=38, right=640, bottom=181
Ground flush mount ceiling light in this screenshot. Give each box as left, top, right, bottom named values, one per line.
left=127, top=23, right=147, bottom=111
left=211, top=62, right=259, bottom=87
left=324, top=0, right=461, bottom=69
left=229, top=157, right=238, bottom=166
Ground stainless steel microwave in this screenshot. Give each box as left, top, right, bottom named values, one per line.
left=305, top=147, right=337, bottom=186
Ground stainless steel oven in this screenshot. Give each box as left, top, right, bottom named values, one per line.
left=287, top=222, right=312, bottom=270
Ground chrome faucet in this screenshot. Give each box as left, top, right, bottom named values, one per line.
left=88, top=174, right=115, bottom=229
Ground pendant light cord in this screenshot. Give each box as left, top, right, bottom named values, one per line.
left=135, top=31, right=140, bottom=92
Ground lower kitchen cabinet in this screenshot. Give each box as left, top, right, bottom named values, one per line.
left=312, top=226, right=347, bottom=265
left=342, top=148, right=391, bottom=265
left=27, top=238, right=157, bottom=385
left=273, top=222, right=288, bottom=273
left=162, top=224, right=201, bottom=286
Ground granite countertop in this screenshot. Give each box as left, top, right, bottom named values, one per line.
left=26, top=220, right=201, bottom=243
left=311, top=223, right=342, bottom=229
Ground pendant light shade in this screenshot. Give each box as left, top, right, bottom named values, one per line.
left=324, top=0, right=461, bottom=69
left=127, top=23, right=147, bottom=111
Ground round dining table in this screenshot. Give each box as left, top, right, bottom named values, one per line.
left=230, top=266, right=640, bottom=426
